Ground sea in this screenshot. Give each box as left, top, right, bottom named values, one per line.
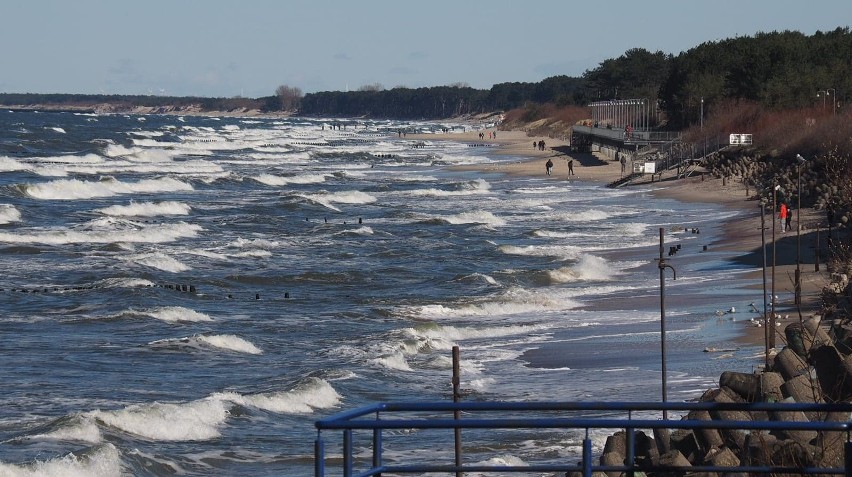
left=0, top=110, right=768, bottom=476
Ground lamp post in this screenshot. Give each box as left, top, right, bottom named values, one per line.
left=771, top=184, right=779, bottom=349
left=700, top=97, right=704, bottom=130
left=795, top=154, right=807, bottom=305
left=657, top=228, right=676, bottom=421
left=828, top=88, right=837, bottom=115
left=817, top=90, right=827, bottom=110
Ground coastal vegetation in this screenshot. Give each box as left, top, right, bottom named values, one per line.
left=2, top=27, right=848, bottom=126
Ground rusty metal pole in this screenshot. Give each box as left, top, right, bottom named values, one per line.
left=771, top=185, right=778, bottom=349
left=658, top=228, right=668, bottom=419
left=761, top=202, right=770, bottom=369
left=452, top=346, right=462, bottom=477
left=815, top=226, right=821, bottom=272
left=655, top=228, right=676, bottom=454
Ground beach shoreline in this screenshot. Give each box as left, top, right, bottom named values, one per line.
left=418, top=128, right=831, bottom=352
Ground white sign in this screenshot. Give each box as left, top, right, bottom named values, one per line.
left=729, top=133, right=753, bottom=145
left=643, top=162, right=656, bottom=174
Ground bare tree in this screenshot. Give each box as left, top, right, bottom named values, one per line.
left=358, top=83, right=385, bottom=92
left=275, top=85, right=303, bottom=111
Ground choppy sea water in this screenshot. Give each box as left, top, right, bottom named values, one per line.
left=0, top=111, right=766, bottom=476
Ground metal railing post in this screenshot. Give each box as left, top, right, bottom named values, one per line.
left=373, top=411, right=382, bottom=475
left=343, top=429, right=353, bottom=477
left=582, top=431, right=592, bottom=477
left=453, top=346, right=463, bottom=477
left=625, top=426, right=635, bottom=477
left=845, top=440, right=852, bottom=477
left=315, top=433, right=325, bottom=477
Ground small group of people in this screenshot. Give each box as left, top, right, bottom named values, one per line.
left=534, top=140, right=546, bottom=151
left=544, top=158, right=574, bottom=176
left=478, top=131, right=497, bottom=140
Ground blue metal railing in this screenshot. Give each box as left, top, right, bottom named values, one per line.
left=315, top=401, right=852, bottom=476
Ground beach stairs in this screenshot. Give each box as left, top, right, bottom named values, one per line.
left=596, top=314, right=852, bottom=474
left=607, top=172, right=642, bottom=188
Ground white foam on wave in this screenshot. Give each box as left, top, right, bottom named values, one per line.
left=0, top=204, right=22, bottom=224
left=499, top=243, right=581, bottom=261
left=212, top=377, right=341, bottom=414
left=442, top=210, right=505, bottom=226
left=149, top=334, right=262, bottom=355
left=298, top=190, right=377, bottom=212
left=0, top=221, right=201, bottom=245
left=409, top=178, right=492, bottom=197
left=414, top=287, right=582, bottom=320
left=96, top=277, right=156, bottom=289
left=371, top=353, right=413, bottom=371
left=141, top=306, right=213, bottom=323
left=88, top=398, right=229, bottom=441
left=30, top=153, right=104, bottom=164
left=613, top=222, right=648, bottom=236
left=30, top=418, right=103, bottom=444
left=553, top=209, right=613, bottom=222
left=96, top=201, right=191, bottom=217
left=0, top=443, right=122, bottom=477
left=397, top=323, right=550, bottom=357
left=127, top=252, right=190, bottom=272
left=0, top=156, right=28, bottom=172
left=547, top=254, right=618, bottom=283
left=253, top=173, right=328, bottom=186
left=532, top=229, right=587, bottom=239
left=23, top=177, right=193, bottom=200
left=335, top=226, right=373, bottom=236
left=197, top=334, right=262, bottom=354
left=48, top=127, right=66, bottom=134
left=104, top=144, right=170, bottom=162
left=460, top=272, right=499, bottom=286
left=227, top=238, right=280, bottom=249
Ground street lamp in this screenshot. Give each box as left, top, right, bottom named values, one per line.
left=795, top=154, right=807, bottom=305
left=827, top=88, right=837, bottom=115
left=817, top=90, right=827, bottom=110
left=771, top=184, right=779, bottom=349
left=700, top=97, right=704, bottom=130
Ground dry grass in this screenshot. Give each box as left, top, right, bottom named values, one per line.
left=683, top=100, right=852, bottom=159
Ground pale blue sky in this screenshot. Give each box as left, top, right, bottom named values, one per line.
left=1, top=0, right=849, bottom=98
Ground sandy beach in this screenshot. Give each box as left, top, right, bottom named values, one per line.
left=414, top=128, right=836, bottom=351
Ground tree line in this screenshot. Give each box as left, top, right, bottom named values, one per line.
left=2, top=28, right=848, bottom=127
left=294, top=28, right=850, bottom=127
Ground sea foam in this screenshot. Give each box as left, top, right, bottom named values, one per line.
left=212, top=377, right=341, bottom=414
left=23, top=177, right=194, bottom=200
left=0, top=222, right=201, bottom=245
left=148, top=334, right=262, bottom=354
left=547, top=254, right=617, bottom=283
left=88, top=398, right=229, bottom=441
left=0, top=444, right=122, bottom=477
left=442, top=210, right=506, bottom=226
left=96, top=201, right=191, bottom=217
left=0, top=205, right=22, bottom=224
left=141, top=306, right=213, bottom=323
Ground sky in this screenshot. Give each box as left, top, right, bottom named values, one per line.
left=1, top=0, right=849, bottom=98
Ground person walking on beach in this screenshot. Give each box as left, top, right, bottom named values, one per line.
left=779, top=202, right=788, bottom=232
left=785, top=205, right=793, bottom=232
left=545, top=159, right=553, bottom=176
left=567, top=159, right=574, bottom=176
left=620, top=154, right=627, bottom=175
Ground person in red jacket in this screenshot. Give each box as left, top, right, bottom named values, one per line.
left=779, top=202, right=788, bottom=232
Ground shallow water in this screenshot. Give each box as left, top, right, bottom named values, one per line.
left=0, top=111, right=765, bottom=476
